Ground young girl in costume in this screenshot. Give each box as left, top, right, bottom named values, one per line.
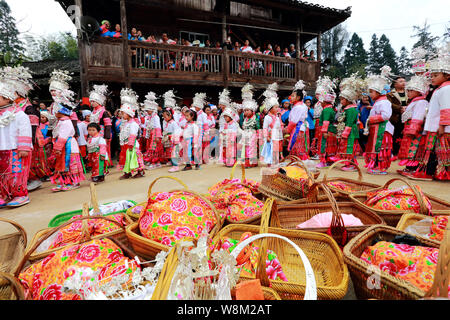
left=219, top=104, right=239, bottom=168
left=86, top=123, right=108, bottom=183
left=262, top=96, right=283, bottom=167
left=0, top=80, right=32, bottom=207
left=335, top=74, right=366, bottom=171
left=118, top=88, right=145, bottom=179
left=181, top=109, right=200, bottom=171
left=286, top=80, right=310, bottom=160
left=409, top=46, right=450, bottom=181
left=364, top=66, right=394, bottom=175
left=192, top=93, right=208, bottom=165
left=238, top=83, right=259, bottom=167
left=51, top=103, right=85, bottom=192
left=142, top=92, right=163, bottom=169
left=88, top=84, right=113, bottom=167
left=316, top=77, right=338, bottom=169
left=162, top=108, right=182, bottom=173
left=203, top=104, right=216, bottom=164
left=397, top=75, right=430, bottom=177
left=30, top=111, right=54, bottom=182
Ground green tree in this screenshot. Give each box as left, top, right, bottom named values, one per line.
left=0, top=0, right=25, bottom=64
left=342, top=33, right=368, bottom=77
left=367, top=34, right=382, bottom=74
left=378, top=34, right=399, bottom=75
left=320, top=23, right=349, bottom=79
left=411, top=20, right=439, bottom=59
left=24, top=32, right=79, bottom=61
left=397, top=46, right=411, bottom=76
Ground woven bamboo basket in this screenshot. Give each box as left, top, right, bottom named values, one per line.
left=270, top=183, right=386, bottom=247
left=151, top=221, right=319, bottom=300
left=126, top=182, right=225, bottom=260
left=211, top=198, right=349, bottom=300
left=26, top=201, right=133, bottom=263
left=0, top=218, right=27, bottom=300
left=396, top=213, right=450, bottom=246
left=320, top=160, right=381, bottom=200
left=14, top=217, right=146, bottom=299
left=0, top=272, right=25, bottom=300
left=349, top=178, right=450, bottom=227
left=284, top=155, right=320, bottom=180
left=258, top=160, right=318, bottom=202
left=126, top=176, right=189, bottom=221
left=230, top=286, right=282, bottom=300
left=343, top=224, right=449, bottom=300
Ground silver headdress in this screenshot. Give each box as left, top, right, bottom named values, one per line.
left=428, top=42, right=450, bottom=75
left=120, top=88, right=139, bottom=117
left=0, top=66, right=34, bottom=98
left=89, top=84, right=109, bottom=106
left=163, top=90, right=177, bottom=109
left=218, top=88, right=231, bottom=108
left=366, top=66, right=392, bottom=94
left=192, top=92, right=207, bottom=109
left=142, top=91, right=159, bottom=112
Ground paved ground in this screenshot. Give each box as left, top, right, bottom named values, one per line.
left=1, top=158, right=448, bottom=300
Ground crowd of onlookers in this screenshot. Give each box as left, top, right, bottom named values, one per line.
left=99, top=20, right=317, bottom=62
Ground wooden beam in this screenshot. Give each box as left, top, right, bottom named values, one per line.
left=317, top=31, right=322, bottom=63
left=120, top=0, right=131, bottom=88
left=75, top=0, right=89, bottom=98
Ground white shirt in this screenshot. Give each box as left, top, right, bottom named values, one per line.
left=77, top=121, right=88, bottom=146
left=424, top=84, right=450, bottom=133
left=289, top=102, right=308, bottom=131
left=369, top=98, right=394, bottom=136
left=263, top=115, right=283, bottom=141
left=163, top=119, right=182, bottom=136
left=0, top=108, right=32, bottom=151
left=183, top=122, right=200, bottom=140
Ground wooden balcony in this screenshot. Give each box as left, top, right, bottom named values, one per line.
left=81, top=38, right=320, bottom=91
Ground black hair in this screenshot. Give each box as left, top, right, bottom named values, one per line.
left=293, top=89, right=304, bottom=101
left=391, top=76, right=406, bottom=88
left=162, top=108, right=173, bottom=120
left=203, top=105, right=211, bottom=112
left=87, top=122, right=101, bottom=132
left=186, top=109, right=197, bottom=121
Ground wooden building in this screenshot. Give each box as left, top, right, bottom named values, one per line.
left=56, top=0, right=351, bottom=105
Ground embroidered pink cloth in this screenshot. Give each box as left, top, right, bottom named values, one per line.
left=296, top=211, right=364, bottom=229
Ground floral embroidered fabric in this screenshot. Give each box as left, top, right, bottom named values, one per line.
left=326, top=181, right=355, bottom=193
left=19, top=238, right=140, bottom=300
left=428, top=216, right=449, bottom=242
left=365, top=185, right=432, bottom=214
left=139, top=191, right=219, bottom=247
left=208, top=179, right=264, bottom=222
left=360, top=241, right=449, bottom=297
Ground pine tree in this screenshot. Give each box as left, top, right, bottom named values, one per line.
left=397, top=46, right=411, bottom=76
left=367, top=34, right=382, bottom=74
left=0, top=0, right=25, bottom=64
left=342, top=33, right=368, bottom=77
left=378, top=34, right=399, bottom=75
left=411, top=20, right=439, bottom=59
left=320, top=23, right=349, bottom=79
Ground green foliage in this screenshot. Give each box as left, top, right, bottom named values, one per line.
left=378, top=34, right=399, bottom=75
left=24, top=32, right=79, bottom=61
left=411, top=20, right=439, bottom=59
left=0, top=0, right=25, bottom=64
left=342, top=33, right=368, bottom=77
left=367, top=34, right=383, bottom=74
left=397, top=46, right=412, bottom=76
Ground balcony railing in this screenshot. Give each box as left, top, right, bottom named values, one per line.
left=83, top=38, right=320, bottom=87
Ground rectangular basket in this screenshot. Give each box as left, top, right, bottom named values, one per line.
left=343, top=225, right=444, bottom=300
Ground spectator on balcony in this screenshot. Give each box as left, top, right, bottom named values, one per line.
left=137, top=31, right=145, bottom=41
left=100, top=20, right=113, bottom=37
left=233, top=42, right=241, bottom=51
left=254, top=46, right=262, bottom=54
left=160, top=33, right=176, bottom=45
left=146, top=35, right=157, bottom=43
left=283, top=48, right=291, bottom=58
left=241, top=40, right=253, bottom=53
left=308, top=50, right=316, bottom=61
left=274, top=45, right=283, bottom=57
left=263, top=44, right=274, bottom=56
left=300, top=49, right=309, bottom=62
left=112, top=24, right=122, bottom=38
left=222, top=37, right=233, bottom=50
left=205, top=39, right=212, bottom=48
left=128, top=28, right=138, bottom=40
left=214, top=41, right=222, bottom=49
left=289, top=44, right=297, bottom=58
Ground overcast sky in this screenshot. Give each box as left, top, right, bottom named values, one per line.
left=7, top=0, right=450, bottom=53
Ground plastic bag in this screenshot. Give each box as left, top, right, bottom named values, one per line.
left=404, top=217, right=434, bottom=240
left=261, top=141, right=273, bottom=164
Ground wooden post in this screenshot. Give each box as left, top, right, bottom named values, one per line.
left=120, top=0, right=131, bottom=88
left=296, top=27, right=301, bottom=59
left=317, top=31, right=322, bottom=63
left=222, top=14, right=227, bottom=43
left=223, top=49, right=229, bottom=88
left=75, top=0, right=88, bottom=98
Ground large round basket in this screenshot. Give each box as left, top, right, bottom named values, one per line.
left=343, top=225, right=448, bottom=300
left=396, top=213, right=450, bottom=246
left=126, top=181, right=224, bottom=260
left=320, top=160, right=381, bottom=200
left=26, top=203, right=133, bottom=263
left=0, top=272, right=25, bottom=300
left=211, top=198, right=349, bottom=300
left=0, top=218, right=27, bottom=300
left=270, top=183, right=386, bottom=247
left=126, top=176, right=189, bottom=221
left=348, top=178, right=448, bottom=227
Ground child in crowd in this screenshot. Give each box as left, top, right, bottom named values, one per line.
left=286, top=80, right=309, bottom=160
left=142, top=92, right=163, bottom=169
left=86, top=123, right=108, bottom=183
left=262, top=96, right=283, bottom=166
left=181, top=109, right=200, bottom=171
left=30, top=111, right=54, bottom=182
left=161, top=108, right=182, bottom=173
left=219, top=105, right=239, bottom=168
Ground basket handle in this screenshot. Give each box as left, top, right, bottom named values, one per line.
left=424, top=226, right=450, bottom=299
left=322, top=159, right=362, bottom=183
left=146, top=176, right=189, bottom=199
left=89, top=183, right=100, bottom=215
left=0, top=272, right=26, bottom=300
left=231, top=233, right=317, bottom=300
left=14, top=215, right=126, bottom=277
left=0, top=217, right=27, bottom=249
left=381, top=178, right=430, bottom=216
left=285, top=155, right=302, bottom=166
left=81, top=203, right=92, bottom=243
left=230, top=161, right=246, bottom=181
